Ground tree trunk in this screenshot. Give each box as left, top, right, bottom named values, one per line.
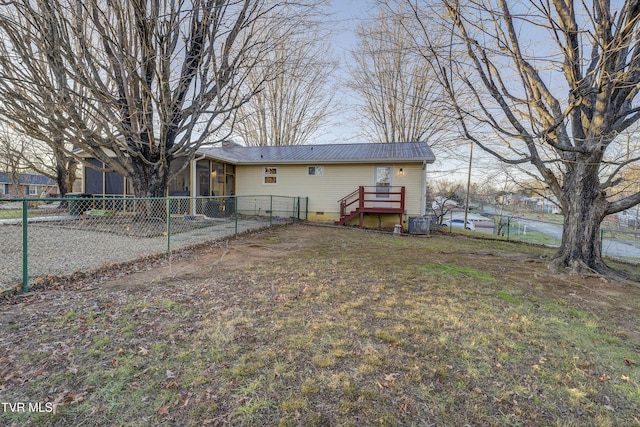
left=129, top=156, right=169, bottom=220
left=54, top=158, right=77, bottom=198
left=64, top=158, right=78, bottom=197
left=550, top=165, right=610, bottom=274
left=130, top=160, right=168, bottom=198
left=51, top=142, right=78, bottom=199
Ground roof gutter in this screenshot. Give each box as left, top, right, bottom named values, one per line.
left=221, top=158, right=436, bottom=166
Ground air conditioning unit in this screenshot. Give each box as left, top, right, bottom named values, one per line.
left=408, top=216, right=430, bottom=235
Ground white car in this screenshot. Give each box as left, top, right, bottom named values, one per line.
left=441, top=219, right=476, bottom=230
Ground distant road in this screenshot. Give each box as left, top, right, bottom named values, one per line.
left=478, top=207, right=640, bottom=260
left=517, top=218, right=640, bottom=260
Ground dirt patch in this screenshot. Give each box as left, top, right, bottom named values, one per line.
left=100, top=231, right=303, bottom=292
left=0, top=225, right=295, bottom=308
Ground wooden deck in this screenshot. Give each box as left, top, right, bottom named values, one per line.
left=335, top=186, right=405, bottom=228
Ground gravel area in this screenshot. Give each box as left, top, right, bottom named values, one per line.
left=0, top=218, right=286, bottom=290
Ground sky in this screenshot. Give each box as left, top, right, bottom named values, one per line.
left=280, top=1, right=501, bottom=185
left=315, top=0, right=376, bottom=145
left=321, top=1, right=526, bottom=185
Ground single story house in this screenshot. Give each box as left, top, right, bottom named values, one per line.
left=0, top=173, right=58, bottom=198
left=79, top=142, right=436, bottom=229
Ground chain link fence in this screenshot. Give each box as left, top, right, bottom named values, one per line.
left=435, top=211, right=640, bottom=265
left=489, top=215, right=640, bottom=264
left=1, top=195, right=308, bottom=293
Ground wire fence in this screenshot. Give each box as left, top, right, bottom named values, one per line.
left=0, top=195, right=308, bottom=293
left=435, top=210, right=640, bottom=265
left=484, top=215, right=640, bottom=264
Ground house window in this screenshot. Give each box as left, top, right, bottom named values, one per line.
left=263, top=167, right=278, bottom=185
left=27, top=185, right=38, bottom=196
left=307, top=166, right=324, bottom=176
left=0, top=183, right=6, bottom=195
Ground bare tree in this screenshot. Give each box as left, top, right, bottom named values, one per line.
left=0, top=127, right=27, bottom=196
left=21, top=138, right=78, bottom=198
left=348, top=6, right=451, bottom=144
left=477, top=169, right=522, bottom=236
left=402, top=0, right=640, bottom=277
left=233, top=22, right=337, bottom=146
left=0, top=10, right=80, bottom=199
left=0, top=127, right=76, bottom=198
left=428, top=179, right=463, bottom=224
left=0, top=0, right=313, bottom=198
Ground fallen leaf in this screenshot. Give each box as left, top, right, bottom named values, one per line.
left=384, top=373, right=398, bottom=382
left=157, top=405, right=169, bottom=415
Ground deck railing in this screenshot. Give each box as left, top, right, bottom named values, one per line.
left=337, top=186, right=405, bottom=227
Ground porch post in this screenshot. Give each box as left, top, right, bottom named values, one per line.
left=421, top=161, right=427, bottom=217
left=359, top=186, right=364, bottom=228
left=400, top=186, right=405, bottom=228
left=191, top=158, right=198, bottom=215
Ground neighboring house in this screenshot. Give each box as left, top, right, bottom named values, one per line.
left=431, top=196, right=459, bottom=211
left=78, top=142, right=436, bottom=229
left=0, top=173, right=58, bottom=198
left=535, top=195, right=562, bottom=214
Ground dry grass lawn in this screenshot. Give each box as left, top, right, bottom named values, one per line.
left=1, top=224, right=639, bottom=426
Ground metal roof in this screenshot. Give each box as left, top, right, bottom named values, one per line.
left=199, top=142, right=436, bottom=165
left=0, top=173, right=56, bottom=186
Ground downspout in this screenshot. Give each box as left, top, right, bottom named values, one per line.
left=191, top=153, right=206, bottom=215
left=421, top=160, right=427, bottom=217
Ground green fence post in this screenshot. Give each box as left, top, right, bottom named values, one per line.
left=22, top=199, right=28, bottom=293
left=507, top=217, right=511, bottom=241
left=270, top=195, right=273, bottom=227
left=234, top=196, right=238, bottom=235
left=296, top=197, right=300, bottom=222
left=166, top=197, right=171, bottom=255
